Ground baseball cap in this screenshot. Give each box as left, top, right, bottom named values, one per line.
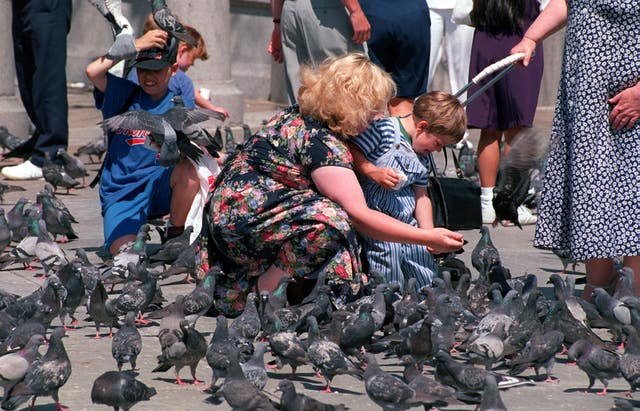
left=131, top=36, right=178, bottom=71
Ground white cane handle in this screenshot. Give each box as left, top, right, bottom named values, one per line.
left=470, top=53, right=525, bottom=84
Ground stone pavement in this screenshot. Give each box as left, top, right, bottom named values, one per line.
left=0, top=92, right=634, bottom=410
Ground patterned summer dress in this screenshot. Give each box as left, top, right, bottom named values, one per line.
left=533, top=0, right=640, bottom=261
left=206, top=105, right=362, bottom=315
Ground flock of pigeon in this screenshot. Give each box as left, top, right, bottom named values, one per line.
left=0, top=143, right=638, bottom=411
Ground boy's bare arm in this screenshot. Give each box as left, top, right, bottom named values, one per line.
left=194, top=90, right=230, bottom=119
left=85, top=29, right=168, bottom=93
left=413, top=185, right=434, bottom=229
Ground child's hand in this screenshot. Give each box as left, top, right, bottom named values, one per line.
left=135, top=29, right=167, bottom=52
left=370, top=167, right=400, bottom=190
left=212, top=106, right=230, bottom=120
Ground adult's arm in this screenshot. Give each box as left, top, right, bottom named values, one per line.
left=510, top=0, right=567, bottom=67
left=85, top=30, right=168, bottom=93
left=269, top=0, right=284, bottom=63
left=341, top=0, right=371, bottom=44
left=311, top=166, right=463, bottom=254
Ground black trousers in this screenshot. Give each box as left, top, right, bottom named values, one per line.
left=10, top=0, right=72, bottom=166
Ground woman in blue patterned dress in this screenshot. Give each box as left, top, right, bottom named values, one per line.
left=511, top=0, right=640, bottom=298
left=206, top=54, right=465, bottom=315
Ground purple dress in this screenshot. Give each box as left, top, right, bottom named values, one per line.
left=466, top=0, right=543, bottom=130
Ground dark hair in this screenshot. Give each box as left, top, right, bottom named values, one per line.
left=470, top=0, right=524, bottom=35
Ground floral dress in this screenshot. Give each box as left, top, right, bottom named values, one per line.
left=205, top=105, right=363, bottom=316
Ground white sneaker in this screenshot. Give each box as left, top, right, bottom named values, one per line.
left=517, top=205, right=538, bottom=225
left=1, top=160, right=43, bottom=180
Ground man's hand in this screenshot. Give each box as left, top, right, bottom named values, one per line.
left=349, top=8, right=370, bottom=44
left=268, top=27, right=284, bottom=63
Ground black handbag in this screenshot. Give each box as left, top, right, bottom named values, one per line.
left=427, top=147, right=482, bottom=230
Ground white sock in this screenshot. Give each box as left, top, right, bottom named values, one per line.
left=480, top=186, right=495, bottom=200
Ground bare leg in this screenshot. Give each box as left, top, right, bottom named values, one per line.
left=169, top=157, right=200, bottom=229
left=583, top=258, right=616, bottom=301
left=257, top=264, right=291, bottom=293
left=109, top=234, right=137, bottom=256
left=477, top=129, right=503, bottom=188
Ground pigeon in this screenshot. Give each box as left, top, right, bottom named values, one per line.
left=0, top=288, right=18, bottom=311
left=88, top=0, right=137, bottom=60
left=42, top=152, right=81, bottom=194
left=306, top=316, right=363, bottom=393
left=433, top=350, right=532, bottom=393
left=267, top=318, right=309, bottom=377
left=0, top=311, right=47, bottom=356
left=0, top=334, right=46, bottom=398
left=567, top=338, right=621, bottom=395
left=102, top=103, right=223, bottom=167
left=362, top=352, right=433, bottom=411
left=41, top=183, right=79, bottom=224
left=0, top=209, right=12, bottom=251
left=73, top=248, right=101, bottom=305
left=104, top=224, right=151, bottom=284
left=493, top=127, right=548, bottom=227
left=0, top=182, right=26, bottom=204
left=620, top=325, right=640, bottom=395
left=610, top=398, right=635, bottom=411
left=158, top=241, right=197, bottom=281
left=477, top=374, right=508, bottom=411
left=392, top=278, right=422, bottom=330
left=56, top=147, right=89, bottom=187
left=218, top=348, right=277, bottom=411
left=148, top=226, right=194, bottom=268
left=152, top=319, right=207, bottom=385
left=240, top=342, right=269, bottom=391
left=146, top=267, right=216, bottom=325
left=507, top=329, right=564, bottom=382
left=91, top=370, right=157, bottom=411
left=106, top=262, right=158, bottom=322
left=205, top=316, right=236, bottom=390
left=3, top=275, right=66, bottom=328
left=0, top=207, right=42, bottom=270
left=229, top=291, right=261, bottom=340
left=37, top=190, right=79, bottom=242
left=276, top=379, right=348, bottom=411
left=74, top=138, right=106, bottom=164
left=399, top=355, right=461, bottom=408
left=6, top=197, right=30, bottom=242
left=87, top=281, right=119, bottom=339
left=34, top=219, right=69, bottom=278
left=0, top=126, right=26, bottom=153
left=594, top=287, right=631, bottom=326
left=223, top=126, right=236, bottom=154
left=56, top=258, right=86, bottom=329
left=2, top=328, right=72, bottom=411
left=471, top=226, right=501, bottom=277
left=112, top=311, right=142, bottom=371
left=148, top=0, right=197, bottom=46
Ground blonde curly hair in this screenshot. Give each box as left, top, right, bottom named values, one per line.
left=298, top=53, right=395, bottom=138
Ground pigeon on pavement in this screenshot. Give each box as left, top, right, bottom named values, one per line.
left=112, top=311, right=142, bottom=371
left=567, top=338, right=621, bottom=395
left=276, top=379, right=348, bottom=411
left=0, top=334, right=46, bottom=398
left=91, top=370, right=157, bottom=410
left=2, top=328, right=72, bottom=411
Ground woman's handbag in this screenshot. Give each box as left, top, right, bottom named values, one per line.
left=427, top=147, right=482, bottom=231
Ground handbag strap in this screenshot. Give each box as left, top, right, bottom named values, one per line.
left=429, top=146, right=464, bottom=179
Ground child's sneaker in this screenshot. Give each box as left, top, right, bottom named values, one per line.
left=1, top=160, right=43, bottom=180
